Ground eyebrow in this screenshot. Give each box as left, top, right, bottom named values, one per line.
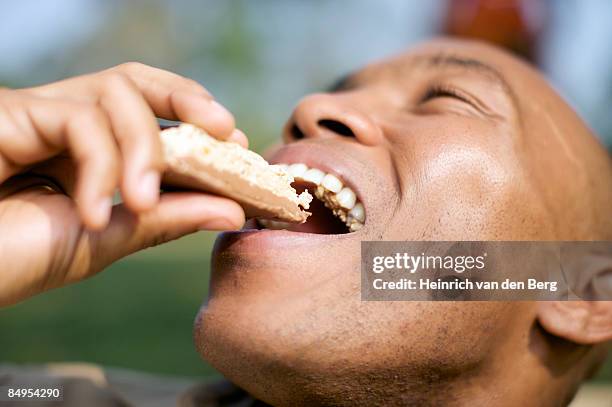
left=425, top=54, right=512, bottom=93
left=327, top=53, right=518, bottom=107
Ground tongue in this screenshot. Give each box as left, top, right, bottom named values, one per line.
left=288, top=188, right=348, bottom=234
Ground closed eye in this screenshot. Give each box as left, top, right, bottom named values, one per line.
left=420, top=84, right=475, bottom=106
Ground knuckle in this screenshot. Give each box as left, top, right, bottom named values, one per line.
left=101, top=71, right=132, bottom=92
left=73, top=104, right=106, bottom=125
left=0, top=101, right=18, bottom=135
left=116, top=61, right=148, bottom=75
left=66, top=106, right=111, bottom=142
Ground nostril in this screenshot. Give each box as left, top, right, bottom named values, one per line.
left=290, top=124, right=305, bottom=140
left=318, top=119, right=355, bottom=138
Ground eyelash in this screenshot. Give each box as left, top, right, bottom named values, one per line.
left=421, top=84, right=473, bottom=105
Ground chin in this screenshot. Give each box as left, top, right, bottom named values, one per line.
left=194, top=252, right=529, bottom=406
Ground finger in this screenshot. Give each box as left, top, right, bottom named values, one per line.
left=113, top=62, right=213, bottom=100
left=0, top=89, right=59, bottom=183
left=23, top=98, right=120, bottom=229
left=89, top=192, right=245, bottom=270
left=96, top=72, right=164, bottom=212
left=28, top=63, right=238, bottom=140
left=111, top=63, right=236, bottom=138
left=227, top=128, right=249, bottom=149
left=60, top=106, right=120, bottom=229
left=169, top=90, right=235, bottom=139
left=24, top=62, right=209, bottom=103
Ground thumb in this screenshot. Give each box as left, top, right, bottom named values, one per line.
left=89, top=192, right=245, bottom=271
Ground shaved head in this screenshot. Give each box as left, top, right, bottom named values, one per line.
left=196, top=39, right=612, bottom=406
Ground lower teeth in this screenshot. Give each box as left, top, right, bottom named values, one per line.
left=314, top=186, right=352, bottom=225
left=257, top=219, right=291, bottom=230
left=258, top=186, right=364, bottom=232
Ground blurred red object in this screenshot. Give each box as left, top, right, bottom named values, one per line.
left=442, top=0, right=548, bottom=63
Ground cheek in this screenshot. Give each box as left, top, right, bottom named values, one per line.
left=342, top=302, right=521, bottom=366
left=423, top=143, right=512, bottom=215
left=388, top=132, right=540, bottom=240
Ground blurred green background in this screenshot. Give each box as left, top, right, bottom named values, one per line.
left=0, top=0, right=610, bottom=384
left=0, top=234, right=220, bottom=377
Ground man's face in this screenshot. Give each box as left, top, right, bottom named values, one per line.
left=194, top=40, right=593, bottom=405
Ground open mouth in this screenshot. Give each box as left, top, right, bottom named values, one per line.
left=257, top=163, right=365, bottom=234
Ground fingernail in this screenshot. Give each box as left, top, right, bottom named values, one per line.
left=139, top=170, right=160, bottom=207
left=199, top=218, right=241, bottom=231
left=227, top=129, right=247, bottom=147
left=94, top=197, right=113, bottom=227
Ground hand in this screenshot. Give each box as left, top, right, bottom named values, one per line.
left=0, top=62, right=247, bottom=307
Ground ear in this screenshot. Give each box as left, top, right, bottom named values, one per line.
left=561, top=242, right=612, bottom=302
left=537, top=301, right=612, bottom=344
left=539, top=242, right=612, bottom=344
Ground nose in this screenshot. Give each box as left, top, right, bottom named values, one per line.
left=283, top=93, right=383, bottom=146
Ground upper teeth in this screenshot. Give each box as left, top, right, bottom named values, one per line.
left=321, top=174, right=343, bottom=193
left=301, top=168, right=325, bottom=185
left=349, top=202, right=365, bottom=223
left=336, top=187, right=356, bottom=209
left=288, top=163, right=308, bottom=177
left=265, top=163, right=365, bottom=232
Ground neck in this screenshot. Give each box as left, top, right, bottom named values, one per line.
left=450, top=328, right=602, bottom=407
